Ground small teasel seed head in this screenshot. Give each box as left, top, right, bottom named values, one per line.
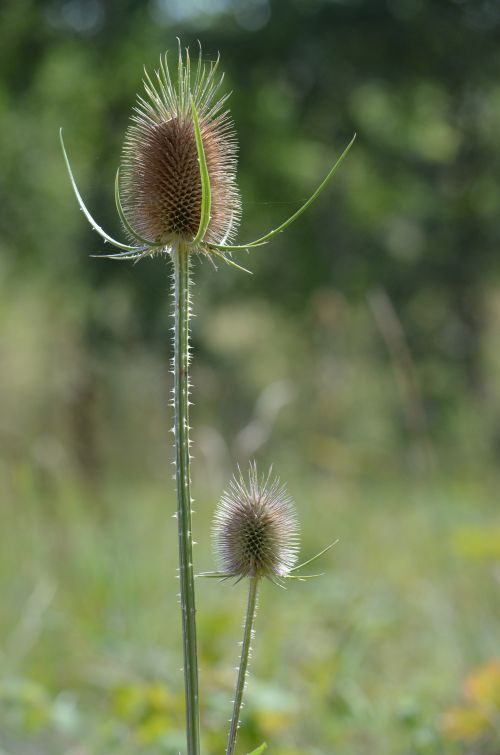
left=213, top=463, right=300, bottom=580
left=120, top=46, right=241, bottom=248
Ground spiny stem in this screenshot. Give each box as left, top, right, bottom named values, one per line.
left=226, top=576, right=260, bottom=755
left=173, top=239, right=200, bottom=755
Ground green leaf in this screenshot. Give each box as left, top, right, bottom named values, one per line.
left=248, top=744, right=268, bottom=754
left=114, top=168, right=164, bottom=248
left=191, top=97, right=212, bottom=245
left=59, top=129, right=140, bottom=253
left=210, top=133, right=356, bottom=252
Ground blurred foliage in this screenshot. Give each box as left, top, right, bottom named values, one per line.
left=1, top=0, right=500, bottom=753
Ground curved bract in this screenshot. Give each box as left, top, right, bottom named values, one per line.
left=206, top=132, right=356, bottom=255
left=59, top=129, right=142, bottom=255
left=114, top=168, right=164, bottom=249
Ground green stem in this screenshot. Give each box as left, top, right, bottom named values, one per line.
left=173, top=239, right=200, bottom=755
left=226, top=576, right=260, bottom=755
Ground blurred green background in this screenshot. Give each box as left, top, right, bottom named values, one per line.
left=1, top=0, right=500, bottom=752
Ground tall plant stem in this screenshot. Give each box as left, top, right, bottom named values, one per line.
left=173, top=239, right=200, bottom=755
left=226, top=576, right=260, bottom=755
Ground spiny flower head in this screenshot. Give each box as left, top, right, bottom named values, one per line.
left=120, top=45, right=240, bottom=248
left=60, top=43, right=355, bottom=269
left=213, top=464, right=300, bottom=581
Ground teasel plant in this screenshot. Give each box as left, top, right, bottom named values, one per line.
left=201, top=463, right=337, bottom=755
left=60, top=41, right=353, bottom=755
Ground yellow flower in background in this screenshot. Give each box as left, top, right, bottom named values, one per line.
left=464, top=660, right=500, bottom=708
left=442, top=706, right=490, bottom=742
left=442, top=660, right=500, bottom=746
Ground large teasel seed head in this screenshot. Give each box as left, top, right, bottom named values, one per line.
left=213, top=464, right=300, bottom=580
left=60, top=42, right=355, bottom=268
left=120, top=46, right=241, bottom=247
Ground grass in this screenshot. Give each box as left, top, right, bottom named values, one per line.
left=1, top=461, right=498, bottom=754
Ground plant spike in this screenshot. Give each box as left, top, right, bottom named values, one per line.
left=193, top=41, right=206, bottom=102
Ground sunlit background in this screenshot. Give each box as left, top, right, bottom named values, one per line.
left=1, top=0, right=500, bottom=753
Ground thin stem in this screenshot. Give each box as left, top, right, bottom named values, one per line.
left=226, top=576, right=260, bottom=755
left=173, top=240, right=200, bottom=755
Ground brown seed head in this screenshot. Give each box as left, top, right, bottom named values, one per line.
left=213, top=464, right=300, bottom=580
left=120, top=49, right=241, bottom=247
